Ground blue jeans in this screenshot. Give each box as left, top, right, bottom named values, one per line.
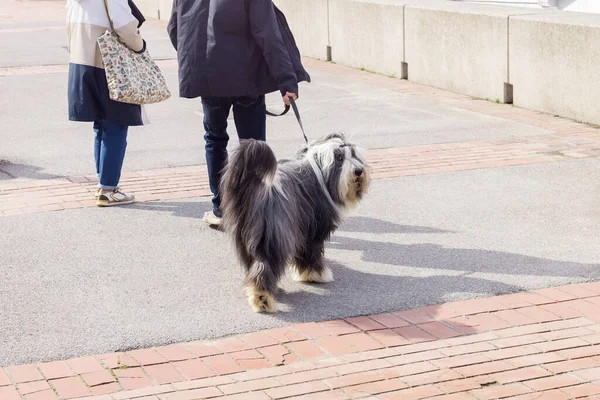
left=93, top=120, right=129, bottom=190
left=202, top=95, right=266, bottom=217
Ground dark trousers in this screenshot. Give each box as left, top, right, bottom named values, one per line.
left=201, top=95, right=267, bottom=216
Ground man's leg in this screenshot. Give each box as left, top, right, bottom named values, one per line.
left=202, top=97, right=232, bottom=219
left=232, top=95, right=266, bottom=141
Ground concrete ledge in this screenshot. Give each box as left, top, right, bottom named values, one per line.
left=510, top=12, right=600, bottom=123
left=328, top=0, right=406, bottom=77
left=405, top=2, right=550, bottom=102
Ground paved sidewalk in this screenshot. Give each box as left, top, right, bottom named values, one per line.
left=1, top=283, right=600, bottom=399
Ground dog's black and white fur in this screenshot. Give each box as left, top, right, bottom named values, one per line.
left=220, top=133, right=370, bottom=312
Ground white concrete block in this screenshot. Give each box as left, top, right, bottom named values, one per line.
left=273, top=0, right=329, bottom=60
left=510, top=12, right=600, bottom=124
left=328, top=0, right=405, bottom=77
left=404, top=2, right=547, bottom=102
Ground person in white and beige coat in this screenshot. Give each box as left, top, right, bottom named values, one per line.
left=66, top=0, right=147, bottom=206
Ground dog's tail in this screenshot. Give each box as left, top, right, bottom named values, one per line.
left=221, top=139, right=278, bottom=193
left=220, top=139, right=278, bottom=229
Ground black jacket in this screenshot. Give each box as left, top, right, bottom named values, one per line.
left=167, top=0, right=310, bottom=99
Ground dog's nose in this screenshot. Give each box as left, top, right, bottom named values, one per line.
left=354, top=168, right=363, bottom=176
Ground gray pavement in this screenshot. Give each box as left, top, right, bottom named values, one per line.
left=1, top=159, right=599, bottom=366
left=1, top=0, right=599, bottom=366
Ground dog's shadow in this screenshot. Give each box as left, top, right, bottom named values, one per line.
left=271, top=216, right=599, bottom=323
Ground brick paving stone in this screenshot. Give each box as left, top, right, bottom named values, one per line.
left=66, top=357, right=105, bottom=374
left=393, top=310, right=436, bottom=325
left=369, top=313, right=411, bottom=329
left=367, top=329, right=412, bottom=347
left=286, top=341, right=327, bottom=361
left=492, top=366, right=552, bottom=384
left=344, top=378, right=408, bottom=397
left=0, top=368, right=12, bottom=386
left=173, top=358, right=216, bottom=380
left=185, top=342, right=223, bottom=358
left=80, top=369, right=116, bottom=387
left=128, top=349, right=168, bottom=366
left=508, top=352, right=566, bottom=368
left=380, top=385, right=444, bottom=399
left=315, top=336, right=357, bottom=356
left=265, top=381, right=330, bottom=399
left=113, top=367, right=154, bottom=390
left=0, top=386, right=22, bottom=400
left=319, top=320, right=362, bottom=335
left=25, top=389, right=60, bottom=400
left=291, top=323, right=333, bottom=339
left=560, top=383, right=600, bottom=398
left=323, top=370, right=385, bottom=389
left=36, top=361, right=75, bottom=380
left=524, top=373, right=585, bottom=391
left=393, top=325, right=437, bottom=343
left=89, top=382, right=121, bottom=395
left=203, top=354, right=245, bottom=375
left=218, top=377, right=281, bottom=395
left=238, top=332, right=279, bottom=348
left=418, top=321, right=462, bottom=339
left=5, top=364, right=44, bottom=383
left=292, top=389, right=350, bottom=400
left=340, top=332, right=385, bottom=352
left=154, top=345, right=195, bottom=362
left=470, top=382, right=533, bottom=399
left=454, top=360, right=515, bottom=378
left=264, top=327, right=307, bottom=343
left=50, top=376, right=91, bottom=399
left=344, top=317, right=386, bottom=332
left=17, top=380, right=51, bottom=395
left=543, top=357, right=600, bottom=374
left=159, top=387, right=222, bottom=400
left=402, top=369, right=464, bottom=387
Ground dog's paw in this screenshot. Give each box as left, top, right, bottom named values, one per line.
left=246, top=287, right=277, bottom=313
left=293, top=267, right=334, bottom=284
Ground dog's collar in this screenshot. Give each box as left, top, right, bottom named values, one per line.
left=308, top=156, right=339, bottom=211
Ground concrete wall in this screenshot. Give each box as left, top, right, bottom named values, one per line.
left=272, top=0, right=330, bottom=61
left=510, top=12, right=600, bottom=123
left=328, top=0, right=405, bottom=77
left=144, top=0, right=600, bottom=125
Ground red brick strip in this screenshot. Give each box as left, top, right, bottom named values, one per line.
left=2, top=129, right=600, bottom=217
left=1, top=282, right=599, bottom=399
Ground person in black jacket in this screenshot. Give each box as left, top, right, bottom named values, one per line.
left=167, top=0, right=310, bottom=226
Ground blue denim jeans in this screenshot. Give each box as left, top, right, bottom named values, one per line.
left=201, top=95, right=267, bottom=217
left=93, top=120, right=129, bottom=190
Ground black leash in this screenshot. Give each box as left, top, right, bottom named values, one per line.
left=266, top=98, right=308, bottom=145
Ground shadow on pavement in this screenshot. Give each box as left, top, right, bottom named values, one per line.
left=0, top=160, right=62, bottom=181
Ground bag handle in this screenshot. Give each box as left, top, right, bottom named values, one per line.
left=102, top=0, right=116, bottom=33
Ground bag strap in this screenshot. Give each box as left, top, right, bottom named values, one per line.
left=102, top=0, right=116, bottom=33
left=266, top=98, right=308, bottom=145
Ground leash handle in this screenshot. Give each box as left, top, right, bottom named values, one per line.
left=265, top=98, right=308, bottom=145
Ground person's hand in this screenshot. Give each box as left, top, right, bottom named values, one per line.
left=283, top=92, right=298, bottom=106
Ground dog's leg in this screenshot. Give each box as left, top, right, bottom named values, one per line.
left=245, top=260, right=281, bottom=313
left=293, top=243, right=334, bottom=284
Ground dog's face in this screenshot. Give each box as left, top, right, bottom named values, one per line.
left=302, top=133, right=371, bottom=208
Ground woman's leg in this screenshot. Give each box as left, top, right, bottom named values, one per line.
left=96, top=120, right=134, bottom=206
